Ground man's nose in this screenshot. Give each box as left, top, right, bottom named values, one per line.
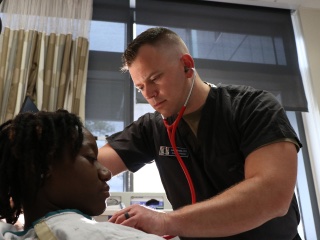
left=144, top=84, right=157, bottom=99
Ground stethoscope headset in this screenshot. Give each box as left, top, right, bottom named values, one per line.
left=161, top=67, right=197, bottom=240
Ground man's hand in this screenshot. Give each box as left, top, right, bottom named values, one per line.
left=108, top=204, right=168, bottom=236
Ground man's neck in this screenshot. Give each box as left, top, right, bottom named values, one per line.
left=184, top=79, right=211, bottom=115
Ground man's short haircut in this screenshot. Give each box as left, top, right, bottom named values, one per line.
left=121, top=27, right=188, bottom=72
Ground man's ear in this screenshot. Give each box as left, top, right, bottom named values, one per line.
left=181, top=54, right=194, bottom=72
left=180, top=54, right=194, bottom=78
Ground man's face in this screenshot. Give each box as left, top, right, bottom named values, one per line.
left=129, top=44, right=191, bottom=118
left=43, top=129, right=112, bottom=216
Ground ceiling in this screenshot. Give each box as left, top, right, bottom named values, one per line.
left=205, top=0, right=320, bottom=10
left=302, top=0, right=320, bottom=9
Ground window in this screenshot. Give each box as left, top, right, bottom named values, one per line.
left=85, top=0, right=132, bottom=191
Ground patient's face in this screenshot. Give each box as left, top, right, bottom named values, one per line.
left=44, top=129, right=111, bottom=216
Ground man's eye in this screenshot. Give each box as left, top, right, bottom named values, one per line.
left=150, top=76, right=159, bottom=82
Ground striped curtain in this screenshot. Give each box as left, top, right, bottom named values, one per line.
left=0, top=0, right=92, bottom=124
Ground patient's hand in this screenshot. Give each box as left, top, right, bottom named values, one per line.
left=14, top=220, right=24, bottom=231
left=0, top=215, right=24, bottom=231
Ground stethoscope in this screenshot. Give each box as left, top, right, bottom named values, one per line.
left=162, top=67, right=197, bottom=204
left=161, top=67, right=197, bottom=240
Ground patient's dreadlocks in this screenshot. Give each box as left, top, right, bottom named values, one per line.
left=0, top=109, right=84, bottom=224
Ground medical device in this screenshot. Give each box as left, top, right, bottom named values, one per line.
left=162, top=67, right=197, bottom=204
left=161, top=67, right=197, bottom=240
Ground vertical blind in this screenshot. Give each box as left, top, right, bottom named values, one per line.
left=135, top=0, right=308, bottom=111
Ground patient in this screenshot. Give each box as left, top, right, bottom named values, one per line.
left=0, top=110, right=162, bottom=239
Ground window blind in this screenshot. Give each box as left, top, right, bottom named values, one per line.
left=135, top=0, right=308, bottom=111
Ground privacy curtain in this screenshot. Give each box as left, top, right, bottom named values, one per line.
left=0, top=0, right=92, bottom=124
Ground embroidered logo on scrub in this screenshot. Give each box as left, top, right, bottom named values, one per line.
left=159, top=146, right=189, bottom=157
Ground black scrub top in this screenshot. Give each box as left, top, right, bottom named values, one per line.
left=107, top=84, right=302, bottom=240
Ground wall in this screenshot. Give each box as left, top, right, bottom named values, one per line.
left=296, top=7, right=320, bottom=213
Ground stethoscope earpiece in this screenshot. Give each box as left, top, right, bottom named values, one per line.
left=184, top=67, right=195, bottom=73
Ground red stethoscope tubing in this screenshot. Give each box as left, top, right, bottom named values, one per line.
left=163, top=107, right=197, bottom=204
left=162, top=107, right=196, bottom=240
left=161, top=68, right=197, bottom=240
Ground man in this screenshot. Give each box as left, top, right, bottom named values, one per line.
left=98, top=27, right=301, bottom=240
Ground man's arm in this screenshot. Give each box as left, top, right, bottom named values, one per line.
left=109, top=141, right=298, bottom=237
left=98, top=143, right=128, bottom=176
